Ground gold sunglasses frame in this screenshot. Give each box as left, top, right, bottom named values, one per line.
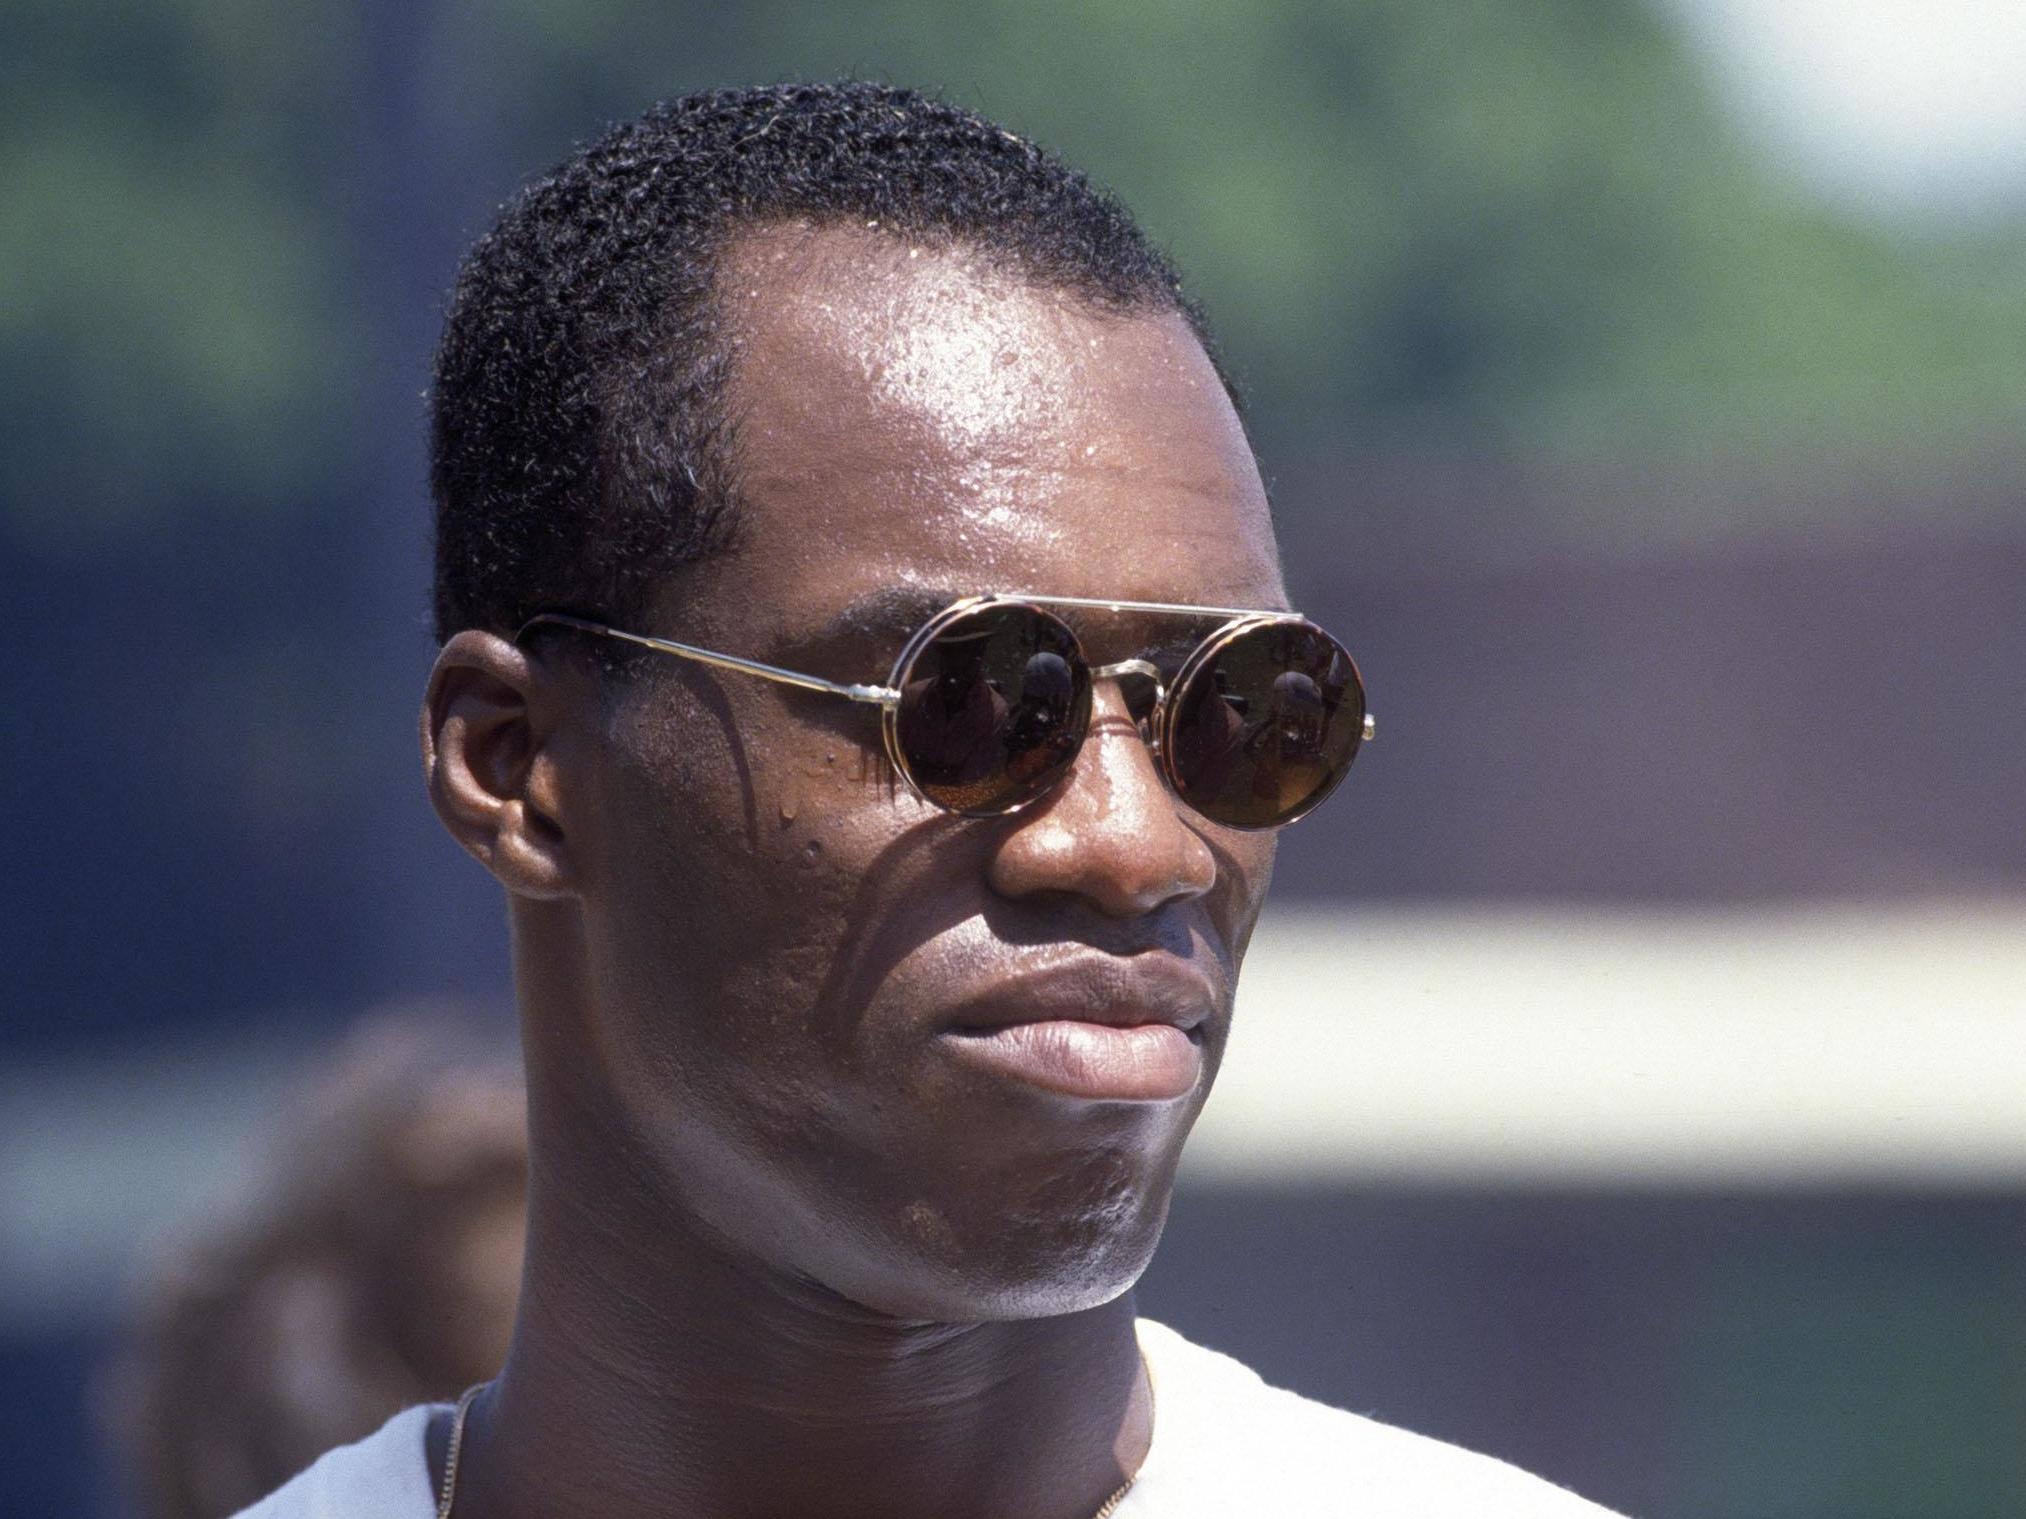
left=518, top=594, right=1373, bottom=825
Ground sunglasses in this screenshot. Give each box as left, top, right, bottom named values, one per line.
left=518, top=595, right=1371, bottom=829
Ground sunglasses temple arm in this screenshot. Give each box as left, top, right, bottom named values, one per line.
left=517, top=614, right=900, bottom=707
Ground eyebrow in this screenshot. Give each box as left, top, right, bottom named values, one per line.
left=814, top=584, right=963, bottom=646
left=792, top=587, right=1303, bottom=689
left=811, top=584, right=1296, bottom=649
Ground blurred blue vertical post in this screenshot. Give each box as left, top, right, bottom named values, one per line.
left=353, top=0, right=510, bottom=1012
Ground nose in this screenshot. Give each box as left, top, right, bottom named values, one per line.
left=986, top=680, right=1217, bottom=918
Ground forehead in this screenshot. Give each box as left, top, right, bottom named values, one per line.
left=685, top=224, right=1283, bottom=635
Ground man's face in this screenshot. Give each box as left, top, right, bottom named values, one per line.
left=552, top=226, right=1286, bottom=1319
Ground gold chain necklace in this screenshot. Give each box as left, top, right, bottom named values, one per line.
left=437, top=1359, right=1153, bottom=1519
left=436, top=1384, right=483, bottom=1519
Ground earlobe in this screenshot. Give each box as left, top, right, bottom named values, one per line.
left=421, top=630, right=579, bottom=899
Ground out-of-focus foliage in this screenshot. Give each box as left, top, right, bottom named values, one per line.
left=1, top=0, right=360, bottom=551
left=4, top=0, right=2022, bottom=553
left=727, top=0, right=2026, bottom=460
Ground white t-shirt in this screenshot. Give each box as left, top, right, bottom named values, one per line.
left=234, top=1319, right=1621, bottom=1517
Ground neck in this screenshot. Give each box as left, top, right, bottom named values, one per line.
left=455, top=1104, right=1151, bottom=1519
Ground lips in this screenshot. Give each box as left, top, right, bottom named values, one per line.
left=938, top=957, right=1215, bottom=1101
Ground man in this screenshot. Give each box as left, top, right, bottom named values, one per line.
left=241, top=82, right=1617, bottom=1517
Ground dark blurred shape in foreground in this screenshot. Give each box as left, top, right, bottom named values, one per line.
left=98, top=1010, right=525, bottom=1519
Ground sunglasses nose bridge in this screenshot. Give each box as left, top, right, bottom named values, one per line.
left=1087, top=656, right=1167, bottom=735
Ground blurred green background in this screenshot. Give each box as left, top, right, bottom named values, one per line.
left=9, top=0, right=2024, bottom=547
left=4, top=3, right=2022, bottom=1516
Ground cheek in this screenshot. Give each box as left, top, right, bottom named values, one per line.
left=589, top=678, right=926, bottom=1038
left=1204, top=827, right=1278, bottom=948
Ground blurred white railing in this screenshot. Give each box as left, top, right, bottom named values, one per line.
left=3, top=901, right=2023, bottom=1329
left=1190, top=900, right=2026, bottom=1185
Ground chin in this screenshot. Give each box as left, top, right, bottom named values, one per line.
left=956, top=1232, right=1164, bottom=1321
left=812, top=1156, right=1182, bottom=1324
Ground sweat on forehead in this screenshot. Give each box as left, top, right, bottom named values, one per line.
left=427, top=82, right=1235, bottom=644
left=718, top=225, right=1219, bottom=469
left=695, top=233, right=1271, bottom=607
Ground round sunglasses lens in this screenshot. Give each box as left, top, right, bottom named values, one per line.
left=893, top=606, right=1091, bottom=815
left=1166, top=620, right=1364, bottom=828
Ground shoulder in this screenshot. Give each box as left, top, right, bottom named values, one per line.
left=1130, top=1320, right=1623, bottom=1518
left=231, top=1404, right=441, bottom=1519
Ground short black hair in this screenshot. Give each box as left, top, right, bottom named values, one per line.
left=429, top=80, right=1225, bottom=643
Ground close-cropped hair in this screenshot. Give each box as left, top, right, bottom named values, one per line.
left=429, top=79, right=1227, bottom=644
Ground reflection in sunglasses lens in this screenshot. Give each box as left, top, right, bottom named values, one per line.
left=1166, top=620, right=1364, bottom=828
left=895, top=607, right=1091, bottom=814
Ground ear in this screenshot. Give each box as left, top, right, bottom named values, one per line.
left=421, top=629, right=579, bottom=899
